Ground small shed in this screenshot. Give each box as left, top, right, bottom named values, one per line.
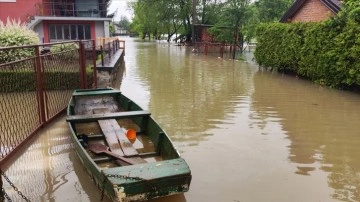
left=193, top=24, right=233, bottom=43
left=194, top=24, right=216, bottom=43
left=280, top=0, right=342, bottom=23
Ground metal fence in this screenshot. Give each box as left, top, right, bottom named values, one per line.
left=0, top=40, right=96, bottom=164
left=99, top=39, right=125, bottom=66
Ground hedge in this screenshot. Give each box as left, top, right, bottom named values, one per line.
left=0, top=71, right=93, bottom=93
left=254, top=0, right=360, bottom=89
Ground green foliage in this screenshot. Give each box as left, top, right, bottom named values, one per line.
left=0, top=71, right=93, bottom=92
left=130, top=0, right=186, bottom=41
left=0, top=19, right=39, bottom=63
left=118, top=16, right=130, bottom=31
left=254, top=1, right=360, bottom=89
left=50, top=42, right=78, bottom=53
left=207, top=0, right=251, bottom=52
left=207, top=26, right=233, bottom=43
left=109, top=22, right=115, bottom=35
left=50, top=42, right=79, bottom=61
left=254, top=0, right=293, bottom=22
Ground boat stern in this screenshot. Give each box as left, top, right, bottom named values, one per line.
left=103, top=158, right=191, bottom=202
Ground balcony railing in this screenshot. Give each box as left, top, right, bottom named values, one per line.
left=33, top=2, right=108, bottom=18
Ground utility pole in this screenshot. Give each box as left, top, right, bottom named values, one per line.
left=192, top=0, right=197, bottom=45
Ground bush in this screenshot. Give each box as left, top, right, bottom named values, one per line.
left=0, top=18, right=39, bottom=63
left=0, top=71, right=93, bottom=92
left=254, top=1, right=360, bottom=89
left=50, top=42, right=79, bottom=53
left=50, top=42, right=79, bottom=61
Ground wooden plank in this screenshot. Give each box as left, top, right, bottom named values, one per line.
left=107, top=119, right=139, bottom=157
left=97, top=119, right=147, bottom=164
left=98, top=119, right=125, bottom=156
left=66, top=111, right=151, bottom=123
left=73, top=88, right=121, bottom=96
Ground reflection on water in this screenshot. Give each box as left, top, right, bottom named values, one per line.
left=2, top=117, right=111, bottom=202
left=3, top=37, right=360, bottom=202
left=118, top=37, right=360, bottom=201
left=252, top=70, right=360, bottom=201
left=120, top=40, right=258, bottom=148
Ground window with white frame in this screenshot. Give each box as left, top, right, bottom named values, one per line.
left=49, top=24, right=91, bottom=41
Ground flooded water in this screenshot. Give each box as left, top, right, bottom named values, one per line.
left=2, top=37, right=360, bottom=202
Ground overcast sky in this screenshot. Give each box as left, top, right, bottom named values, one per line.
left=109, top=0, right=134, bottom=22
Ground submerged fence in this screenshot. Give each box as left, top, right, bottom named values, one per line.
left=0, top=40, right=97, bottom=164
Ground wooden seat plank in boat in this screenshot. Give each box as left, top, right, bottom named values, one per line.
left=98, top=119, right=146, bottom=164
left=72, top=88, right=121, bottom=97
left=97, top=119, right=125, bottom=156
left=98, top=119, right=139, bottom=157
left=66, top=111, right=151, bottom=123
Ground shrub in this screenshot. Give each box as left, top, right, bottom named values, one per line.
left=0, top=18, right=39, bottom=63
left=50, top=42, right=79, bottom=53
left=50, top=42, right=79, bottom=61
left=254, top=0, right=360, bottom=89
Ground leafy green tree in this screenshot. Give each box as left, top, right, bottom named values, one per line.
left=199, top=0, right=224, bottom=24
left=207, top=0, right=252, bottom=58
left=130, top=0, right=158, bottom=39
left=118, top=16, right=130, bottom=32
left=254, top=0, right=293, bottom=22
left=130, top=0, right=191, bottom=42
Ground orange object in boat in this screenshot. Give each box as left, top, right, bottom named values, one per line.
left=126, top=129, right=136, bottom=140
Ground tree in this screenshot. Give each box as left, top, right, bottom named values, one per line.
left=199, top=0, right=223, bottom=25
left=130, top=0, right=158, bottom=39
left=130, top=0, right=191, bottom=42
left=254, top=0, right=293, bottom=22
left=118, top=15, right=130, bottom=31
left=207, top=0, right=252, bottom=59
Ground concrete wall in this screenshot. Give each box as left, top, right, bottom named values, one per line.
left=95, top=21, right=105, bottom=37
left=33, top=21, right=44, bottom=42
left=290, top=0, right=336, bottom=22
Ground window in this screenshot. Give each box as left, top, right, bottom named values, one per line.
left=48, top=24, right=91, bottom=41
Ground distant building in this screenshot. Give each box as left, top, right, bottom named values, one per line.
left=113, top=23, right=128, bottom=36
left=280, top=0, right=342, bottom=23
left=0, top=0, right=112, bottom=44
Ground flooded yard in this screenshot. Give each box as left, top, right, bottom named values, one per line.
left=2, top=37, right=360, bottom=202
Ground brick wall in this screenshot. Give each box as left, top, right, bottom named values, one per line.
left=290, top=0, right=336, bottom=22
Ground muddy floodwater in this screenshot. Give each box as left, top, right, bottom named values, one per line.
left=2, top=37, right=360, bottom=202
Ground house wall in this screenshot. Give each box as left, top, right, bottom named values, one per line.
left=33, top=21, right=44, bottom=42
left=42, top=20, right=95, bottom=43
left=290, top=0, right=336, bottom=22
left=0, top=0, right=42, bottom=23
left=201, top=27, right=215, bottom=42
left=95, top=21, right=106, bottom=37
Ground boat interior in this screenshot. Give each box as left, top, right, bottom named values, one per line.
left=67, top=93, right=178, bottom=169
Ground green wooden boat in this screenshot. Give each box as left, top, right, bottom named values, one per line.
left=66, top=88, right=191, bottom=202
